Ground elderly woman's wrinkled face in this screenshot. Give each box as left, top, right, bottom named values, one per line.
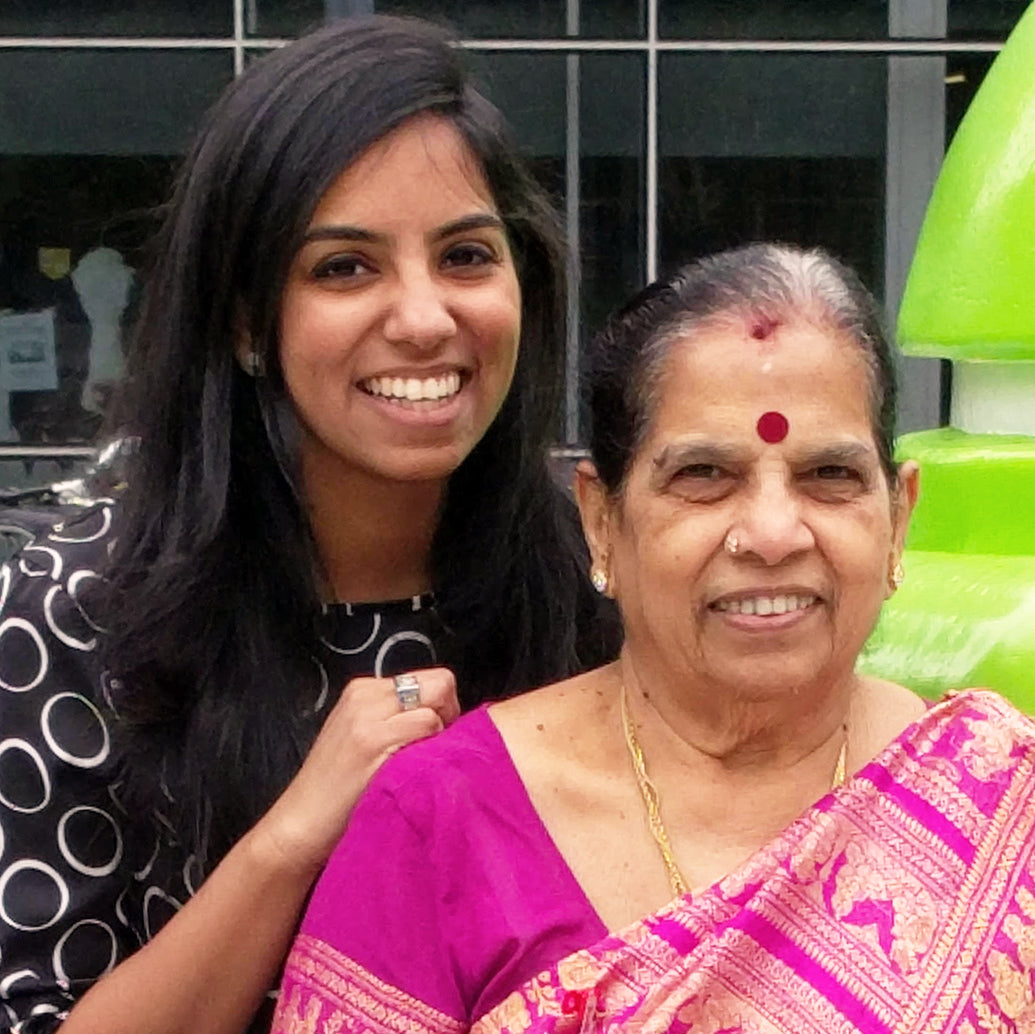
left=581, top=318, right=917, bottom=701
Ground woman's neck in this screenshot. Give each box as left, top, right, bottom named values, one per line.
left=301, top=455, right=444, bottom=604
left=616, top=652, right=856, bottom=776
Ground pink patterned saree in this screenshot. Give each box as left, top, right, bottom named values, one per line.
left=273, top=691, right=1035, bottom=1034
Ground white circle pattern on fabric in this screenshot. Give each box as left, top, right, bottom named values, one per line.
left=319, top=611, right=380, bottom=656
left=0, top=968, right=39, bottom=998
left=0, top=739, right=51, bottom=814
left=182, top=855, right=202, bottom=897
left=304, top=662, right=329, bottom=717
left=133, top=835, right=160, bottom=882
left=52, top=919, right=118, bottom=986
left=0, top=517, right=446, bottom=1026
left=0, top=619, right=48, bottom=693
left=66, top=570, right=108, bottom=633
left=57, top=807, right=123, bottom=877
left=19, top=547, right=62, bottom=581
left=142, top=886, right=182, bottom=941
left=40, top=693, right=110, bottom=769
left=0, top=860, right=69, bottom=932
left=43, top=585, right=97, bottom=652
left=48, top=506, right=113, bottom=544
left=373, top=631, right=435, bottom=677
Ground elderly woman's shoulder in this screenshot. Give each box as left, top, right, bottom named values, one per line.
left=936, top=687, right=1035, bottom=734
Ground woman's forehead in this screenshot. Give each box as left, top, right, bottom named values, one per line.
left=644, top=320, right=874, bottom=440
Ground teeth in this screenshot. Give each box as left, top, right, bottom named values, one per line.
left=715, top=594, right=816, bottom=616
left=362, top=372, right=462, bottom=401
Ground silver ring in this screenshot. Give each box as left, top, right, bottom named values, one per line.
left=393, top=673, right=421, bottom=711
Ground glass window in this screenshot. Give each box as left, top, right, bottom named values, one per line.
left=249, top=1, right=564, bottom=39
left=0, top=49, right=232, bottom=448
left=658, top=54, right=886, bottom=294
left=946, top=54, right=998, bottom=139
left=470, top=50, right=645, bottom=441
left=948, top=1, right=1029, bottom=41
left=578, top=53, right=646, bottom=344
left=0, top=0, right=232, bottom=38
left=659, top=0, right=889, bottom=41
left=248, top=1, right=644, bottom=40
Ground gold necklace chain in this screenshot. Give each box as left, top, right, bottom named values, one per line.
left=619, top=683, right=848, bottom=899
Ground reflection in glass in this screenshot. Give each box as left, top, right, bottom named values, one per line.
left=660, top=0, right=888, bottom=41
left=249, top=0, right=644, bottom=39
left=0, top=0, right=232, bottom=38
left=578, top=54, right=645, bottom=344
left=468, top=50, right=644, bottom=439
left=250, top=0, right=566, bottom=39
left=945, top=55, right=996, bottom=138
left=948, top=1, right=1028, bottom=41
left=0, top=49, right=231, bottom=446
left=0, top=157, right=175, bottom=446
left=659, top=54, right=885, bottom=295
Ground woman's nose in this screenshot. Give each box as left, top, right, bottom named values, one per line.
left=732, top=478, right=815, bottom=565
left=382, top=267, right=457, bottom=351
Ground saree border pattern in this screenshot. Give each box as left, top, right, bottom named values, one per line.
left=272, top=933, right=466, bottom=1034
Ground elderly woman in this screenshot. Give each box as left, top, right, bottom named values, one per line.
left=273, top=244, right=1035, bottom=1033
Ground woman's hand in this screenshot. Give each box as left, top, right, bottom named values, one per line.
left=60, top=667, right=459, bottom=1034
left=248, top=667, right=460, bottom=879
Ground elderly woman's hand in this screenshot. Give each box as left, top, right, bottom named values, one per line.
left=249, top=668, right=460, bottom=879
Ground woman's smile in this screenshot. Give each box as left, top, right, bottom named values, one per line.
left=355, top=368, right=470, bottom=425
left=708, top=588, right=822, bottom=631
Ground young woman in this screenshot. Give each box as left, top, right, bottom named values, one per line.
left=0, top=16, right=616, bottom=1034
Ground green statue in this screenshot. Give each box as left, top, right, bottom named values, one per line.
left=862, top=3, right=1035, bottom=708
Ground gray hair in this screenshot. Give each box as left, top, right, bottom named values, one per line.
left=584, top=243, right=898, bottom=493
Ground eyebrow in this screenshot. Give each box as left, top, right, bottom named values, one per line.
left=301, top=212, right=505, bottom=246
left=795, top=442, right=876, bottom=467
left=653, top=440, right=744, bottom=470
left=650, top=440, right=746, bottom=485
left=649, top=437, right=877, bottom=485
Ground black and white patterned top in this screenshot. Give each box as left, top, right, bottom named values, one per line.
left=0, top=504, right=443, bottom=1032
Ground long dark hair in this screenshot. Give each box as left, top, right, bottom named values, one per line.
left=585, top=243, right=899, bottom=495
left=100, top=15, right=617, bottom=869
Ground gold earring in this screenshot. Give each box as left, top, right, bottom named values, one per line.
left=591, top=567, right=609, bottom=595
left=890, top=560, right=904, bottom=593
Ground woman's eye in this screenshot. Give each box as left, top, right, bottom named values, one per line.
left=312, top=254, right=373, bottom=280
left=813, top=465, right=859, bottom=481
left=442, top=243, right=496, bottom=270
left=804, top=465, right=868, bottom=499
left=677, top=464, right=725, bottom=481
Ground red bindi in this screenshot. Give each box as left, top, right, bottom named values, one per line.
left=756, top=411, right=789, bottom=444
left=749, top=316, right=780, bottom=340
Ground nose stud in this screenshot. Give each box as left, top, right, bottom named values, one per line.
left=724, top=532, right=740, bottom=556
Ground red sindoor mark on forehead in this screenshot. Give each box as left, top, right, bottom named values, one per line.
left=749, top=315, right=780, bottom=340
left=757, top=411, right=789, bottom=444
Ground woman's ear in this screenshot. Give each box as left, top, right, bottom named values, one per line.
left=892, top=459, right=920, bottom=554
left=574, top=459, right=614, bottom=590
